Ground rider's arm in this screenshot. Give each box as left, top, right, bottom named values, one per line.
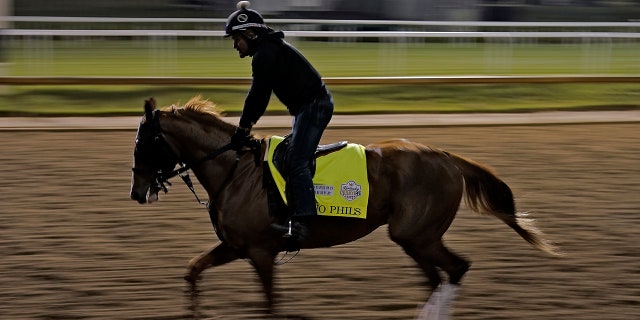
left=238, top=49, right=275, bottom=129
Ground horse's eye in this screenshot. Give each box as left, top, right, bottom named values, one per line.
left=136, top=137, right=152, bottom=146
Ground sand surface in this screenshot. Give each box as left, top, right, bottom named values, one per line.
left=1, top=122, right=638, bottom=319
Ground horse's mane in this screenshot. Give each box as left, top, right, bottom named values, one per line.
left=164, top=95, right=222, bottom=117
left=189, top=96, right=224, bottom=116
left=162, top=96, right=235, bottom=131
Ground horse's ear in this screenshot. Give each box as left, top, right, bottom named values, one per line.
left=144, top=97, right=156, bottom=121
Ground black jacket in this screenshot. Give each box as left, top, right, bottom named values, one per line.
left=239, top=31, right=327, bottom=129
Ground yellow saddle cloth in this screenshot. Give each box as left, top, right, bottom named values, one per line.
left=265, top=136, right=369, bottom=219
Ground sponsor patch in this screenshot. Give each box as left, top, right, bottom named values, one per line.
left=340, top=180, right=362, bottom=201
left=314, top=184, right=334, bottom=196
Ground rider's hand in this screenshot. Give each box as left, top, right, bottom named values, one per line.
left=230, top=126, right=251, bottom=151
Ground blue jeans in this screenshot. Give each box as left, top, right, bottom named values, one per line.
left=286, top=91, right=334, bottom=217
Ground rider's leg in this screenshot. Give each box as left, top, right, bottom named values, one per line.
left=273, top=93, right=333, bottom=240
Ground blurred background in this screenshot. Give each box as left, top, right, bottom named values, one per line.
left=0, top=0, right=639, bottom=114
left=1, top=2, right=639, bottom=320
left=9, top=0, right=640, bottom=21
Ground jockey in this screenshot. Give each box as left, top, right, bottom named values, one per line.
left=225, top=1, right=334, bottom=241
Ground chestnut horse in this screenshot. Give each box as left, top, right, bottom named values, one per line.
left=130, top=96, right=558, bottom=315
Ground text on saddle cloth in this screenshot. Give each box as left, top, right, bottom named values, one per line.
left=265, top=135, right=370, bottom=219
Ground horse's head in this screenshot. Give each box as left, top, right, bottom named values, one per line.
left=130, top=95, right=258, bottom=205
left=130, top=98, right=180, bottom=204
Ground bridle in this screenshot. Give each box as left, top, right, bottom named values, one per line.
left=132, top=109, right=258, bottom=206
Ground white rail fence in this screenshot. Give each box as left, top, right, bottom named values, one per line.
left=3, top=29, right=640, bottom=39
left=0, top=75, right=639, bottom=86
left=1, top=17, right=639, bottom=80
left=3, top=16, right=640, bottom=27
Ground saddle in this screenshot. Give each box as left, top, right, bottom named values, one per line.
left=271, top=135, right=348, bottom=180
left=264, top=133, right=370, bottom=227
left=264, top=135, right=347, bottom=220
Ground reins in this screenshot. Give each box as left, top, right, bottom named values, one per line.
left=163, top=144, right=235, bottom=206
left=156, top=142, right=235, bottom=206
left=157, top=140, right=262, bottom=207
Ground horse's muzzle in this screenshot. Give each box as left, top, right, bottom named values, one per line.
left=130, top=190, right=147, bottom=204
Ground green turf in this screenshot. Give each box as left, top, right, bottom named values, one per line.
left=2, top=39, right=639, bottom=115
left=9, top=40, right=640, bottom=77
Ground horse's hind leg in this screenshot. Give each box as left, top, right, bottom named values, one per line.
left=396, top=237, right=470, bottom=289
left=425, top=240, right=470, bottom=285
left=401, top=244, right=443, bottom=290
left=184, top=242, right=239, bottom=283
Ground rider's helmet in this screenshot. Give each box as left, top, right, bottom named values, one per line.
left=224, top=1, right=268, bottom=37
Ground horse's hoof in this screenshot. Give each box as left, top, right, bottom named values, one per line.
left=449, top=261, right=470, bottom=285
left=183, top=269, right=202, bottom=284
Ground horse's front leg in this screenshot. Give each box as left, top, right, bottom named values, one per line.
left=247, top=248, right=278, bottom=313
left=184, top=242, right=239, bottom=283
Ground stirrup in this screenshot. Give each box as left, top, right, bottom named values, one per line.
left=283, top=219, right=293, bottom=238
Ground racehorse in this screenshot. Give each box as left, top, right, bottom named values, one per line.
left=130, top=96, right=559, bottom=316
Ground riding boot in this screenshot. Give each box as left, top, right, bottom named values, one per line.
left=270, top=216, right=309, bottom=242
left=271, top=168, right=315, bottom=241
left=291, top=215, right=309, bottom=241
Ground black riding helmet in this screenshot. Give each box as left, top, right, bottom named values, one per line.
left=224, top=1, right=268, bottom=37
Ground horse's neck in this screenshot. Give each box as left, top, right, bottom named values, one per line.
left=164, top=118, right=230, bottom=162
left=163, top=117, right=264, bottom=200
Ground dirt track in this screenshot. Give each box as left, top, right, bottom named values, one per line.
left=1, top=122, right=638, bottom=319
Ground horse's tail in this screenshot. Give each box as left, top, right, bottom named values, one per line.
left=448, top=152, right=561, bottom=256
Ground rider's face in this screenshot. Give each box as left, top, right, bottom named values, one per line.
left=232, top=33, right=249, bottom=58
